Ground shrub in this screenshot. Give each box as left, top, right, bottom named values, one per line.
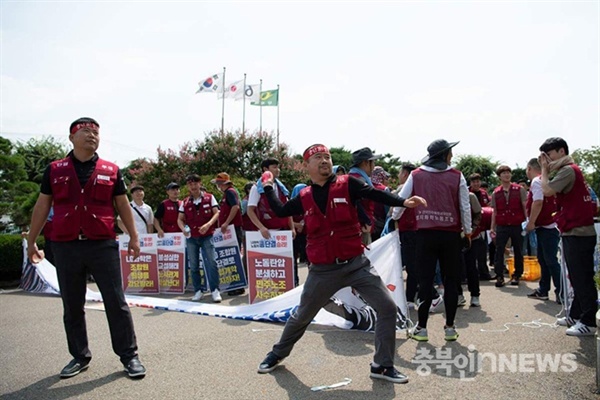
left=0, top=234, right=45, bottom=282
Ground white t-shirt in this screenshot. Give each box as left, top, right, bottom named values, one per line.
left=529, top=175, right=557, bottom=229
left=248, top=184, right=280, bottom=207
left=130, top=201, right=154, bottom=234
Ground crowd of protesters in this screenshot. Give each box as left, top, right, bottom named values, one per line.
left=25, top=116, right=598, bottom=383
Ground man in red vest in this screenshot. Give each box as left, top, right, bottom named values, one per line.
left=26, top=117, right=145, bottom=379
left=399, top=139, right=472, bottom=343
left=490, top=165, right=527, bottom=287
left=539, top=137, right=597, bottom=336
left=256, top=144, right=426, bottom=384
left=246, top=158, right=294, bottom=238
left=349, top=147, right=382, bottom=245
left=153, top=182, right=183, bottom=237
left=468, top=173, right=493, bottom=280
left=525, top=158, right=560, bottom=302
left=392, top=163, right=444, bottom=312
left=178, top=174, right=222, bottom=303
left=212, top=172, right=245, bottom=295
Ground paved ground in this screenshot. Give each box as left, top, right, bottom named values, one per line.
left=1, top=264, right=599, bottom=400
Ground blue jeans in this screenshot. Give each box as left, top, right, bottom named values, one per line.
left=186, top=235, right=220, bottom=293
left=535, top=227, right=561, bottom=296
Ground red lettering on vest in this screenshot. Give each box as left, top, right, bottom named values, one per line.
left=183, top=194, right=217, bottom=237
left=555, top=164, right=595, bottom=232
left=493, top=183, right=526, bottom=226
left=50, top=157, right=117, bottom=241
left=218, top=187, right=243, bottom=227
left=300, top=176, right=363, bottom=264
left=412, top=168, right=462, bottom=232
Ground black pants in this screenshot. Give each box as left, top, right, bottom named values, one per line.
left=459, top=238, right=482, bottom=297
left=562, top=235, right=598, bottom=327
left=401, top=230, right=438, bottom=303
left=416, top=230, right=461, bottom=329
left=53, top=240, right=138, bottom=364
left=494, top=225, right=524, bottom=278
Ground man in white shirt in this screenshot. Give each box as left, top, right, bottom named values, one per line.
left=118, top=185, right=154, bottom=235
left=525, top=158, right=561, bottom=302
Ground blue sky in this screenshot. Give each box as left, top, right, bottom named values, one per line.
left=2, top=1, right=598, bottom=170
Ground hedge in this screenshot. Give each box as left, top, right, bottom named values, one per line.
left=0, top=234, right=45, bottom=282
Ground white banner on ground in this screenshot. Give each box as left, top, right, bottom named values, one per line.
left=23, top=232, right=408, bottom=332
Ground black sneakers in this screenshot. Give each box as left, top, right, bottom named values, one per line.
left=257, top=352, right=283, bottom=373
left=124, top=356, right=146, bottom=378
left=60, top=359, right=90, bottom=378
left=527, top=289, right=549, bottom=300
left=370, top=364, right=409, bottom=384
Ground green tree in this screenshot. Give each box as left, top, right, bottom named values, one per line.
left=511, top=167, right=527, bottom=185
left=454, top=154, right=499, bottom=188
left=0, top=137, right=27, bottom=231
left=14, top=136, right=69, bottom=183
left=329, top=146, right=353, bottom=170
left=573, top=146, right=600, bottom=195
left=125, top=130, right=307, bottom=208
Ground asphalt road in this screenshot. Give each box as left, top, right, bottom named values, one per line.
left=1, top=265, right=598, bottom=400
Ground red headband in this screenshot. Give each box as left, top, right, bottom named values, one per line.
left=303, top=144, right=330, bottom=161
left=70, top=122, right=99, bottom=135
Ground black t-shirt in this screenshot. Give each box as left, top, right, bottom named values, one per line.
left=154, top=200, right=180, bottom=219
left=40, top=151, right=127, bottom=196
left=264, top=174, right=406, bottom=217
left=224, top=188, right=239, bottom=207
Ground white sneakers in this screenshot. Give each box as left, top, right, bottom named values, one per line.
left=429, top=297, right=444, bottom=313
left=565, top=321, right=596, bottom=337
left=470, top=296, right=480, bottom=307
left=191, top=290, right=204, bottom=301
left=192, top=289, right=222, bottom=303
left=211, top=289, right=222, bottom=303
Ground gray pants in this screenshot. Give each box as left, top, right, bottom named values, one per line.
left=272, top=254, right=398, bottom=367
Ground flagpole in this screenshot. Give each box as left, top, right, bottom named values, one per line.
left=276, top=84, right=280, bottom=152
left=242, top=73, right=247, bottom=134
left=259, top=79, right=263, bottom=134
left=221, top=66, right=226, bottom=134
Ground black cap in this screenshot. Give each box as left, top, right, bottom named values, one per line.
left=421, top=139, right=459, bottom=163
left=351, top=147, right=381, bottom=166
left=130, top=185, right=144, bottom=193
left=165, top=182, right=180, bottom=190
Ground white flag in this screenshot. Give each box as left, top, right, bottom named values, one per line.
left=196, top=73, right=223, bottom=94
left=235, top=84, right=260, bottom=103
left=217, top=80, right=244, bottom=99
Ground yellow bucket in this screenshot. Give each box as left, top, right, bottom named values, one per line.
left=506, top=256, right=541, bottom=281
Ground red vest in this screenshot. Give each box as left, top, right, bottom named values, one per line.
left=397, top=208, right=416, bottom=231
left=42, top=220, right=54, bottom=241
left=300, top=176, right=363, bottom=264
left=525, top=181, right=556, bottom=227
left=50, top=157, right=117, bottom=241
left=493, top=183, right=525, bottom=226
left=349, top=172, right=375, bottom=231
left=183, top=193, right=217, bottom=237
left=554, top=164, right=595, bottom=232
left=161, top=199, right=182, bottom=233
left=218, top=187, right=243, bottom=227
left=257, top=184, right=289, bottom=230
left=412, top=168, right=462, bottom=232
left=472, top=206, right=493, bottom=237
left=241, top=197, right=256, bottom=231
left=471, top=188, right=491, bottom=207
